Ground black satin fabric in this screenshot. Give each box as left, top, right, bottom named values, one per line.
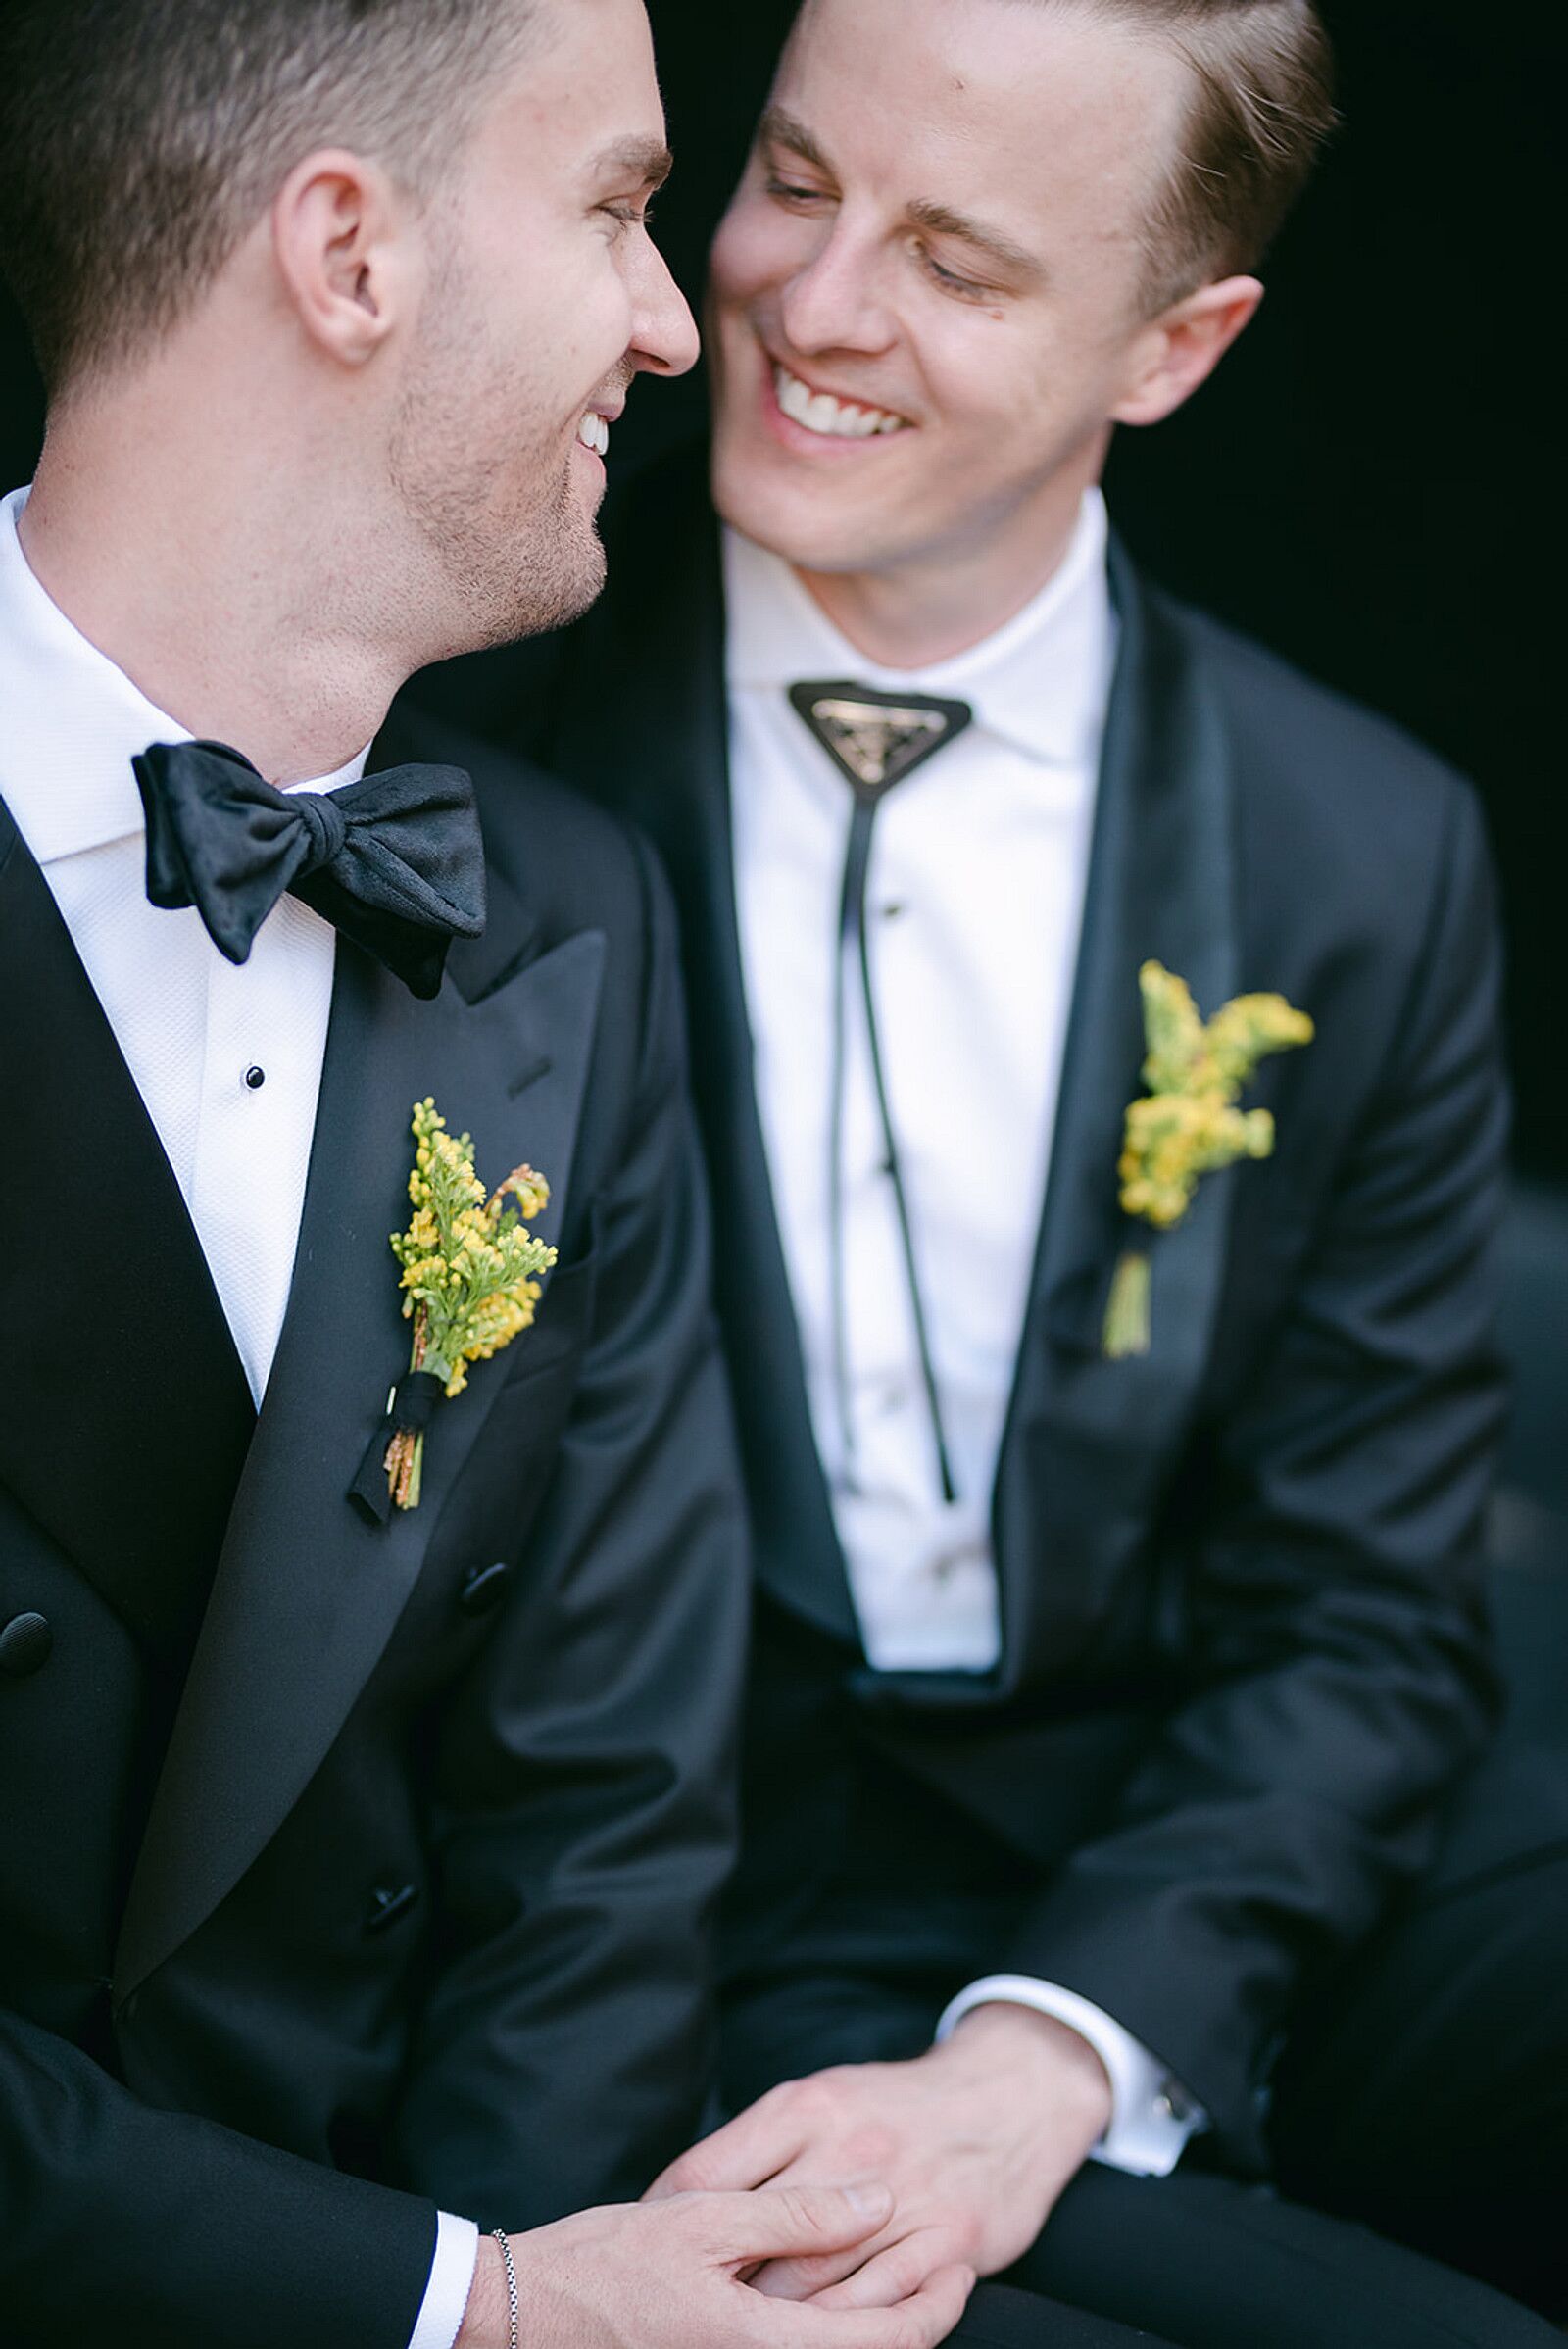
left=134, top=737, right=486, bottom=998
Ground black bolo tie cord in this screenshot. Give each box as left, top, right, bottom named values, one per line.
left=830, top=782, right=958, bottom=1506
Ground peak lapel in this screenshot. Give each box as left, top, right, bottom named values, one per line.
left=0, top=802, right=254, bottom=1661
left=992, top=548, right=1240, bottom=1688
left=554, top=460, right=860, bottom=1644
left=114, top=896, right=604, bottom=2000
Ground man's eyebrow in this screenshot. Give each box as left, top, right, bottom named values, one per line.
left=906, top=197, right=1043, bottom=281
left=589, top=136, right=674, bottom=190
left=756, top=105, right=834, bottom=177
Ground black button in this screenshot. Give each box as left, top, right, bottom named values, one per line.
left=244, top=1065, right=267, bottom=1091
left=367, top=1884, right=420, bottom=1934
left=0, top=1613, right=52, bottom=1679
left=460, top=1560, right=513, bottom=1617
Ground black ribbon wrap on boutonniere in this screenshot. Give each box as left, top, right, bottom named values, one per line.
left=350, top=1372, right=448, bottom=1526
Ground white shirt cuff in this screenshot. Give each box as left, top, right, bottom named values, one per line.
left=935, top=1974, right=1207, bottom=2178
left=407, top=2211, right=481, bottom=2349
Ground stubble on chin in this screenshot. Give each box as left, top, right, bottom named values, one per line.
left=393, top=402, right=610, bottom=657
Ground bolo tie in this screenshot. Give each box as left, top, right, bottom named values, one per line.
left=788, top=680, right=974, bottom=1505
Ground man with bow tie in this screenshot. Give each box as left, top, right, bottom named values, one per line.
left=421, top=0, right=1568, bottom=2341
left=0, top=1, right=1054, bottom=2345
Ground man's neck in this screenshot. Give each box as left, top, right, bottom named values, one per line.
left=788, top=495, right=1090, bottom=674
left=22, top=390, right=407, bottom=786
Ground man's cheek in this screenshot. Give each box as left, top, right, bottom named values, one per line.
left=712, top=206, right=793, bottom=306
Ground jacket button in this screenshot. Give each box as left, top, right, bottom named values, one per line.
left=460, top=1560, right=513, bottom=1616
left=0, top=1613, right=52, bottom=1679
left=367, top=1884, right=420, bottom=1935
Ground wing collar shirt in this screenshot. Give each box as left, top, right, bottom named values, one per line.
left=0, top=485, right=477, bottom=2348
left=725, top=489, right=1205, bottom=2175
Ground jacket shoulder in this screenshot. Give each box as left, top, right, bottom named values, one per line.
left=1159, top=584, right=1473, bottom=817
left=1126, top=572, right=1493, bottom=1004
left=1136, top=575, right=1492, bottom=940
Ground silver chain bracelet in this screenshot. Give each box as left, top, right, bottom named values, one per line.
left=490, top=2227, right=519, bottom=2349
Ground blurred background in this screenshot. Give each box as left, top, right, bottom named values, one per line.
left=0, top=0, right=1560, bottom=1687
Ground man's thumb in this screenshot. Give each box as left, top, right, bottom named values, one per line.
left=711, top=2181, right=894, bottom=2263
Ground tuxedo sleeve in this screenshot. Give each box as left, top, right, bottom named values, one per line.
left=0, top=2008, right=438, bottom=2348
left=1001, top=776, right=1508, bottom=2171
left=384, top=831, right=750, bottom=2226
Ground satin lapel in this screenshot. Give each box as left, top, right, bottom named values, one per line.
left=0, top=800, right=254, bottom=1658
left=992, top=548, right=1240, bottom=1690
left=114, top=905, right=604, bottom=1999
left=553, top=455, right=859, bottom=1644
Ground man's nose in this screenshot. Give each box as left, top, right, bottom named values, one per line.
left=632, top=240, right=702, bottom=379
left=778, top=228, right=895, bottom=357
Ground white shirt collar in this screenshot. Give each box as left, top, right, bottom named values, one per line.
left=0, top=484, right=369, bottom=868
left=722, top=486, right=1114, bottom=770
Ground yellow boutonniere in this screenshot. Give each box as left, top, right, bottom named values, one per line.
left=381, top=1098, right=558, bottom=1509
left=1103, top=961, right=1314, bottom=1359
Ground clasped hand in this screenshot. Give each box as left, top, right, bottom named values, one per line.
left=646, top=2005, right=1113, bottom=2314
left=459, top=2180, right=972, bottom=2349
left=459, top=2007, right=1108, bottom=2345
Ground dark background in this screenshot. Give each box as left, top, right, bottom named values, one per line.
left=0, top=0, right=1560, bottom=1179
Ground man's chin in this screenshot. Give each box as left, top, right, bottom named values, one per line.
left=553, top=538, right=610, bottom=632
left=460, top=533, right=607, bottom=655
left=712, top=463, right=891, bottom=578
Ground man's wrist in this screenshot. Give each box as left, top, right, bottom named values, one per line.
left=455, top=2233, right=507, bottom=2349
left=940, top=1999, right=1114, bottom=2143
left=937, top=1978, right=1207, bottom=2177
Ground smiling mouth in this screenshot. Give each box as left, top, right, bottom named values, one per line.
left=771, top=362, right=909, bottom=440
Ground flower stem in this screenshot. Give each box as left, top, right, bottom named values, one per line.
left=1103, top=1250, right=1152, bottom=1359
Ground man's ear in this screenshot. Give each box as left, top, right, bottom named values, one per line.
left=271, top=149, right=415, bottom=366
left=1111, top=275, right=1264, bottom=429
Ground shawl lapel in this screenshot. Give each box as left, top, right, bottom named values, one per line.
left=990, top=545, right=1241, bottom=1689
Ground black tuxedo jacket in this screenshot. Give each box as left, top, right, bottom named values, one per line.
left=0, top=704, right=749, bottom=2347
left=415, top=446, right=1508, bottom=2171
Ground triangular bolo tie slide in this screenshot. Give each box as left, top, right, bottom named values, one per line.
left=788, top=680, right=974, bottom=796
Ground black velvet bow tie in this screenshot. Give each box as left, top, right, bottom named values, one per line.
left=133, top=738, right=487, bottom=1001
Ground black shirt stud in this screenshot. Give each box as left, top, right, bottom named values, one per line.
left=0, top=1613, right=53, bottom=1679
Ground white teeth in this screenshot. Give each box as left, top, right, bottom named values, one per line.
left=773, top=364, right=906, bottom=440
left=576, top=413, right=610, bottom=458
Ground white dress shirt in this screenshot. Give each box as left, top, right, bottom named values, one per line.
left=0, top=486, right=478, bottom=2347
left=726, top=492, right=1203, bottom=2174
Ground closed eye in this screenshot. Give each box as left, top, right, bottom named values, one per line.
left=914, top=244, right=996, bottom=301
left=766, top=174, right=834, bottom=208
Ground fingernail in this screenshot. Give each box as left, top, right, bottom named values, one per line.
left=846, top=2182, right=893, bottom=2217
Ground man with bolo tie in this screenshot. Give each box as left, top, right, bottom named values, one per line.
left=427, top=0, right=1568, bottom=2340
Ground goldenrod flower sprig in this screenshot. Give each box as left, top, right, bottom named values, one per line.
left=382, top=1099, right=557, bottom=1509
left=1103, top=963, right=1313, bottom=1359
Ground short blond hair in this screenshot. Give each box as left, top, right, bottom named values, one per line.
left=1021, top=0, right=1336, bottom=307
